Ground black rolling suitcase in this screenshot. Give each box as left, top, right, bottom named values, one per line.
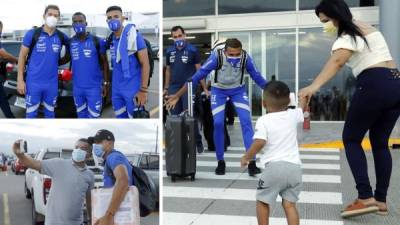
left=165, top=80, right=196, bottom=182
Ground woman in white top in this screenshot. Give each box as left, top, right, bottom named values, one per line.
left=299, top=0, right=399, bottom=218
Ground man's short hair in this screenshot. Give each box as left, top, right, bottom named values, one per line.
left=106, top=6, right=123, bottom=14
left=171, top=26, right=185, bottom=34
left=263, top=81, right=290, bottom=110
left=225, top=38, right=242, bottom=50
left=44, top=5, right=60, bottom=15
left=72, top=12, right=86, bottom=21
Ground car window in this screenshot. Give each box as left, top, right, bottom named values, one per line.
left=127, top=155, right=140, bottom=165
left=2, top=43, right=21, bottom=57
left=60, top=149, right=72, bottom=159
left=148, top=155, right=159, bottom=169
left=43, top=152, right=61, bottom=160
left=139, top=155, right=159, bottom=170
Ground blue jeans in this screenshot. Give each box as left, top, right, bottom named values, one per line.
left=343, top=68, right=400, bottom=202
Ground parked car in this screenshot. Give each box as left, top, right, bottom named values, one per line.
left=14, top=158, right=27, bottom=175
left=0, top=154, right=7, bottom=172
left=1, top=40, right=111, bottom=118
left=126, top=152, right=160, bottom=207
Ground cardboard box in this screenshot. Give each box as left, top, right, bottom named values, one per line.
left=91, top=186, right=140, bottom=225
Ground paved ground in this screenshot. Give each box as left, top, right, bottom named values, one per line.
left=0, top=168, right=159, bottom=225
left=0, top=61, right=160, bottom=119
left=163, top=121, right=400, bottom=225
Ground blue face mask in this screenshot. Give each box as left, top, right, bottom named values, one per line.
left=226, top=56, right=241, bottom=66
left=72, top=148, right=87, bottom=162
left=108, top=19, right=121, bottom=32
left=174, top=39, right=185, bottom=48
left=73, top=23, right=86, bottom=34
left=93, top=144, right=105, bottom=158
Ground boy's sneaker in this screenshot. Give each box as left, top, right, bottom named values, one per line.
left=215, top=160, right=226, bottom=175
left=248, top=160, right=261, bottom=176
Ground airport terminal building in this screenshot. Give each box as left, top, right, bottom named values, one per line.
left=163, top=0, right=399, bottom=121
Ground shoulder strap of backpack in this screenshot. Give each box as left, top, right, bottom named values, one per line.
left=214, top=49, right=224, bottom=83
left=91, top=34, right=103, bottom=67
left=106, top=33, right=114, bottom=49
left=240, top=50, right=247, bottom=85
left=55, top=29, right=66, bottom=46
left=26, top=27, right=42, bottom=64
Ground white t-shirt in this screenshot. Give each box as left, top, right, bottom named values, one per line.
left=331, top=32, right=393, bottom=77
left=253, top=108, right=304, bottom=166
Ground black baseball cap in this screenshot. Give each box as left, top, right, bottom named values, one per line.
left=93, top=129, right=115, bottom=143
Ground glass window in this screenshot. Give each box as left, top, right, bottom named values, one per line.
left=299, top=27, right=356, bottom=121
left=300, top=0, right=378, bottom=10
left=219, top=29, right=296, bottom=116
left=163, top=0, right=215, bottom=17
left=219, top=0, right=296, bottom=14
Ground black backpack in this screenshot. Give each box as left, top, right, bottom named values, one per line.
left=105, top=152, right=157, bottom=217
left=214, top=48, right=248, bottom=85
left=26, top=27, right=68, bottom=66
left=106, top=32, right=154, bottom=81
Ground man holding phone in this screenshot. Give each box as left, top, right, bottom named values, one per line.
left=13, top=139, right=95, bottom=225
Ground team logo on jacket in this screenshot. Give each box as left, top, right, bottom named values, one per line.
left=83, top=49, right=92, bottom=58
left=181, top=55, right=188, bottom=64
left=52, top=44, right=60, bottom=53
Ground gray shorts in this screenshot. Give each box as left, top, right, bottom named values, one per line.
left=256, top=161, right=302, bottom=205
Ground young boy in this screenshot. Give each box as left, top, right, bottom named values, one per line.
left=241, top=81, right=307, bottom=225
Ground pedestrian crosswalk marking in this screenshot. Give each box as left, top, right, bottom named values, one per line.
left=163, top=186, right=342, bottom=204
left=164, top=146, right=343, bottom=225
left=163, top=212, right=344, bottom=225
left=163, top=172, right=341, bottom=183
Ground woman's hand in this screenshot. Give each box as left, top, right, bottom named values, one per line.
left=299, top=84, right=319, bottom=104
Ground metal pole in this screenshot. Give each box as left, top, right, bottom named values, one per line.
left=380, top=0, right=400, bottom=67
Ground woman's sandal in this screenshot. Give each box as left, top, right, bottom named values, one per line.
left=340, top=199, right=379, bottom=218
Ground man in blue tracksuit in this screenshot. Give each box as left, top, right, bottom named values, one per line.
left=167, top=38, right=268, bottom=175
left=17, top=5, right=69, bottom=118
left=106, top=6, right=150, bottom=118
left=69, top=12, right=109, bottom=118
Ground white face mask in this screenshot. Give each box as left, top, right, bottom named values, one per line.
left=323, top=21, right=338, bottom=35
left=45, top=16, right=58, bottom=28
left=72, top=148, right=87, bottom=163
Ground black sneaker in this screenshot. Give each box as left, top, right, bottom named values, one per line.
left=215, top=160, right=226, bottom=175
left=248, top=160, right=261, bottom=176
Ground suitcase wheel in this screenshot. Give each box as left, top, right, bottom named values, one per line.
left=171, top=175, right=176, bottom=182
left=190, top=174, right=195, bottom=181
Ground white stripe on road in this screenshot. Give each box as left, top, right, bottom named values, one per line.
left=193, top=153, right=340, bottom=160
left=226, top=146, right=340, bottom=152
left=164, top=171, right=340, bottom=183
left=182, top=160, right=340, bottom=170
left=163, top=186, right=342, bottom=204
left=3, top=193, right=11, bottom=225
left=163, top=212, right=344, bottom=225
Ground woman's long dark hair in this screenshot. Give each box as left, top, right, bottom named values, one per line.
left=315, top=0, right=369, bottom=46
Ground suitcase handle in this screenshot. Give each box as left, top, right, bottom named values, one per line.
left=187, top=79, right=194, bottom=117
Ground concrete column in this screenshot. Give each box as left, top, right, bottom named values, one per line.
left=380, top=0, right=400, bottom=66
